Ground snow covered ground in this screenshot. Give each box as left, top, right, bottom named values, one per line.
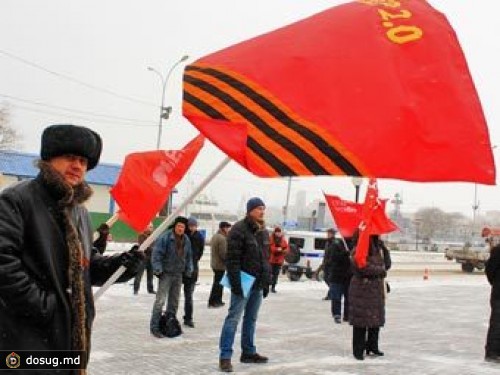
left=89, top=267, right=498, bottom=374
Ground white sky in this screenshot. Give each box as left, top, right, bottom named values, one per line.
left=1, top=0, right=499, bottom=217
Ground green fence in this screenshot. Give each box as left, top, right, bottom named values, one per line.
left=89, top=212, right=165, bottom=242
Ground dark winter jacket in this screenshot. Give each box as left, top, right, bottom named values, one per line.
left=348, top=237, right=391, bottom=328
left=225, top=216, right=271, bottom=291
left=151, top=230, right=193, bottom=275
left=0, top=165, right=137, bottom=374
left=187, top=229, right=205, bottom=273
left=324, top=240, right=351, bottom=284
left=486, top=245, right=500, bottom=301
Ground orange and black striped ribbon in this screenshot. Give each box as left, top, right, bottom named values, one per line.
left=183, top=63, right=367, bottom=177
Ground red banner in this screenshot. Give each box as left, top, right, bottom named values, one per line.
left=183, top=0, right=495, bottom=184
left=324, top=193, right=397, bottom=239
left=110, top=135, right=204, bottom=232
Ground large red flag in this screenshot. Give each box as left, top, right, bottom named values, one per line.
left=324, top=193, right=397, bottom=238
left=110, top=135, right=204, bottom=232
left=183, top=0, right=495, bottom=183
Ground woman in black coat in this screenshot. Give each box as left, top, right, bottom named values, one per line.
left=485, top=244, right=500, bottom=363
left=349, top=235, right=391, bottom=360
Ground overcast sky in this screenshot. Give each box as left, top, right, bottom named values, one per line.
left=1, top=0, right=499, bottom=217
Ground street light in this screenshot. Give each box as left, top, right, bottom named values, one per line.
left=351, top=177, right=363, bottom=203
left=414, top=219, right=422, bottom=252
left=148, top=55, right=189, bottom=215
left=147, top=54, right=189, bottom=150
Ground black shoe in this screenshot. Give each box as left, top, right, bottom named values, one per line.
left=485, top=354, right=500, bottom=363
left=133, top=290, right=138, bottom=295
left=219, top=358, right=233, bottom=372
left=271, top=289, right=277, bottom=293
left=343, top=316, right=349, bottom=322
left=353, top=353, right=364, bottom=361
left=208, top=303, right=218, bottom=308
left=184, top=320, right=195, bottom=328
left=366, top=349, right=384, bottom=357
left=323, top=296, right=331, bottom=301
left=240, top=353, right=268, bottom=363
left=334, top=316, right=342, bottom=324
left=148, top=290, right=156, bottom=294
left=151, top=330, right=164, bottom=338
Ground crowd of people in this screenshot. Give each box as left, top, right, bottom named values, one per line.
left=0, top=124, right=499, bottom=374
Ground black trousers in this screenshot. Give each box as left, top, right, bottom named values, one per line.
left=183, top=273, right=197, bottom=322
left=271, top=264, right=282, bottom=289
left=133, top=258, right=154, bottom=293
left=486, top=297, right=500, bottom=356
left=353, top=326, right=380, bottom=357
left=208, top=269, right=225, bottom=305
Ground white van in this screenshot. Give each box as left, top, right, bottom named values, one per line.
left=282, top=230, right=328, bottom=281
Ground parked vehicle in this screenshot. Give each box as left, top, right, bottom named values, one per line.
left=444, top=243, right=489, bottom=273
left=282, top=230, right=328, bottom=281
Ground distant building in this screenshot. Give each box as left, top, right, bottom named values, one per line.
left=0, top=150, right=120, bottom=214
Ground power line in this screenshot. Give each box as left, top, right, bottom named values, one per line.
left=0, top=93, right=156, bottom=125
left=10, top=103, right=157, bottom=128
left=0, top=49, right=158, bottom=108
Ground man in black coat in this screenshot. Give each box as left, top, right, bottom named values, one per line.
left=0, top=124, right=141, bottom=374
left=486, top=244, right=500, bottom=363
left=218, top=197, right=271, bottom=372
left=324, top=232, right=352, bottom=323
left=183, top=217, right=205, bottom=327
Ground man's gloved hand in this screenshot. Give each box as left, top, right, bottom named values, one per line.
left=231, top=284, right=243, bottom=297
left=153, top=270, right=163, bottom=279
left=262, top=286, right=269, bottom=299
left=119, top=249, right=144, bottom=269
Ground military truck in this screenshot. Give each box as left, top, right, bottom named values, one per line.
left=444, top=227, right=499, bottom=273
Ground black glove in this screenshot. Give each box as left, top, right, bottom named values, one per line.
left=231, top=284, right=243, bottom=297
left=119, top=249, right=144, bottom=269
left=262, top=286, right=269, bottom=299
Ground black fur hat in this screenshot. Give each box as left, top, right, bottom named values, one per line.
left=41, top=124, right=102, bottom=170
left=168, top=216, right=189, bottom=230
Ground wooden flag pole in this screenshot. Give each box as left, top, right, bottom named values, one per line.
left=93, top=156, right=231, bottom=300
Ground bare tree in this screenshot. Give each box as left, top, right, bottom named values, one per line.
left=0, top=104, right=20, bottom=150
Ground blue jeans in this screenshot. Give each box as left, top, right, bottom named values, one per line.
left=329, top=282, right=349, bottom=318
left=219, top=288, right=263, bottom=359
left=150, top=273, right=182, bottom=332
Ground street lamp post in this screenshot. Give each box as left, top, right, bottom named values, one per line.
left=351, top=177, right=363, bottom=203
left=147, top=54, right=189, bottom=150
left=148, top=55, right=189, bottom=215
left=415, top=219, right=422, bottom=252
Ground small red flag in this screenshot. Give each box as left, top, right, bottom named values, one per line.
left=352, top=179, right=397, bottom=268
left=324, top=194, right=362, bottom=238
left=110, top=135, right=204, bottom=232
left=325, top=193, right=397, bottom=239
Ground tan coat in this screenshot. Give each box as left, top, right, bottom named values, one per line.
left=210, top=230, right=227, bottom=271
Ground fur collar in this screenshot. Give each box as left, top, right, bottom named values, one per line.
left=37, top=160, right=93, bottom=207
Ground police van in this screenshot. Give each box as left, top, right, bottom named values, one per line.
left=282, top=230, right=328, bottom=281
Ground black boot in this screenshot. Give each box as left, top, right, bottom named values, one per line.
left=366, top=327, right=384, bottom=356
left=352, top=326, right=366, bottom=360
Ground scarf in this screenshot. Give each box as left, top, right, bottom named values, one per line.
left=38, top=161, right=92, bottom=374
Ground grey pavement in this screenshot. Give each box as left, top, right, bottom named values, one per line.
left=89, top=270, right=498, bottom=374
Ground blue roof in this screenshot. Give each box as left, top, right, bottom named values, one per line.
left=0, top=150, right=121, bottom=186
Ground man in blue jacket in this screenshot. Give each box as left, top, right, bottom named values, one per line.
left=150, top=216, right=193, bottom=338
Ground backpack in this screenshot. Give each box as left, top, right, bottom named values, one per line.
left=159, top=311, right=182, bottom=338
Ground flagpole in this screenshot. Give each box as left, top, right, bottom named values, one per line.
left=92, top=213, right=120, bottom=241
left=93, top=156, right=231, bottom=300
